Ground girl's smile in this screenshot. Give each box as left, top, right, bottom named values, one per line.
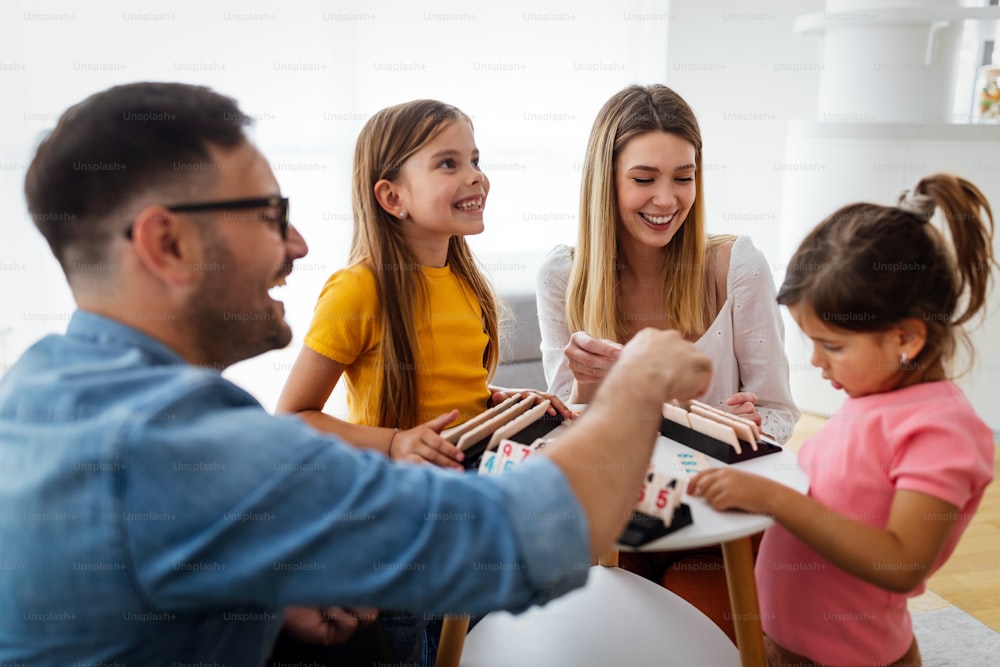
left=452, top=194, right=485, bottom=213
left=396, top=119, right=489, bottom=236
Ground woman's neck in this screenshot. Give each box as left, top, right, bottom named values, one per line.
left=618, top=236, right=667, bottom=285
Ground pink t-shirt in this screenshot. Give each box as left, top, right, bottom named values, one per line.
left=756, top=381, right=994, bottom=666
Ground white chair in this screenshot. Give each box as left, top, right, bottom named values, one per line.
left=459, top=565, right=739, bottom=666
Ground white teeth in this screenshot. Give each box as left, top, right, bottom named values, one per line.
left=268, top=277, right=287, bottom=298
left=455, top=197, right=483, bottom=210
left=641, top=212, right=676, bottom=225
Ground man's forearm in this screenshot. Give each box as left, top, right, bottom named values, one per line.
left=544, top=380, right=662, bottom=557
left=541, top=329, right=712, bottom=558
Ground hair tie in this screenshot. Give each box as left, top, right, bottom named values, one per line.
left=897, top=188, right=935, bottom=222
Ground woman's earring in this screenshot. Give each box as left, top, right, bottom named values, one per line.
left=900, top=352, right=909, bottom=365
left=399, top=210, right=407, bottom=220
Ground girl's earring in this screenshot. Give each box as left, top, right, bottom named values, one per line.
left=399, top=210, right=407, bottom=220
left=900, top=352, right=909, bottom=365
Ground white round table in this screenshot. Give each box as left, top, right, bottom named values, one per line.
left=438, top=421, right=810, bottom=667
left=605, top=433, right=809, bottom=667
left=634, top=435, right=810, bottom=552
left=460, top=565, right=740, bottom=666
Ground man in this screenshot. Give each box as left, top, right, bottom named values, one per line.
left=0, top=82, right=712, bottom=665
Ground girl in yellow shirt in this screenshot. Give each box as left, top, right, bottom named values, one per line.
left=278, top=99, right=569, bottom=469
left=276, top=100, right=571, bottom=664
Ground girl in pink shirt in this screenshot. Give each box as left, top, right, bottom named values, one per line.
left=691, top=173, right=997, bottom=666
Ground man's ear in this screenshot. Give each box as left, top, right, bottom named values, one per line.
left=894, top=317, right=927, bottom=361
left=373, top=179, right=405, bottom=218
left=128, top=205, right=202, bottom=286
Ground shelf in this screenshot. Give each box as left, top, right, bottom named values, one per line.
left=795, top=7, right=1000, bottom=35
left=789, top=120, right=1000, bottom=141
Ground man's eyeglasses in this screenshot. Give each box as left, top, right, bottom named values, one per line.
left=124, top=196, right=290, bottom=240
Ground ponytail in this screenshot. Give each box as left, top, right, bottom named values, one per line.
left=778, top=172, right=997, bottom=383
left=909, top=174, right=996, bottom=326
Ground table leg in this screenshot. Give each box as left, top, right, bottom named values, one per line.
left=597, top=549, right=619, bottom=567
left=721, top=537, right=766, bottom=667
left=436, top=615, right=471, bottom=667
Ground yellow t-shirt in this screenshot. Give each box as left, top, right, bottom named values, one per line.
left=304, top=263, right=491, bottom=427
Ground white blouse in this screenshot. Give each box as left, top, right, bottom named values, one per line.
left=536, top=236, right=800, bottom=444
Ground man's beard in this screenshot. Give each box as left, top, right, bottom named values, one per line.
left=184, top=237, right=291, bottom=369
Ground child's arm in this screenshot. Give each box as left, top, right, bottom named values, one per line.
left=278, top=347, right=465, bottom=469
left=689, top=469, right=958, bottom=593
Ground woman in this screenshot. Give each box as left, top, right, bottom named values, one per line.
left=537, top=83, right=798, bottom=443
left=536, top=84, right=800, bottom=641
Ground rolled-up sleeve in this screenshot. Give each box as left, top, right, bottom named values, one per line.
left=122, top=378, right=590, bottom=616
left=491, top=457, right=591, bottom=603
left=536, top=245, right=576, bottom=401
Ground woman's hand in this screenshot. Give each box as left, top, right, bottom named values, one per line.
left=563, top=331, right=624, bottom=387
left=490, top=388, right=576, bottom=420
left=725, top=391, right=761, bottom=427
left=389, top=410, right=465, bottom=470
left=282, top=606, right=378, bottom=646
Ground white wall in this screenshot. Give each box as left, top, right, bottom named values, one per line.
left=2, top=0, right=998, bottom=432
left=663, top=1, right=824, bottom=243
left=667, top=2, right=1000, bottom=433
left=0, top=0, right=672, bottom=413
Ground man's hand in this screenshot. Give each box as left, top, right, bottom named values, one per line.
left=282, top=606, right=378, bottom=646
left=615, top=328, right=712, bottom=403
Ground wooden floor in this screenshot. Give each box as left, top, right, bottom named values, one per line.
left=786, top=413, right=1000, bottom=632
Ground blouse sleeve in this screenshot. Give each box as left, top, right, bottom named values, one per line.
left=728, top=237, right=800, bottom=443
left=535, top=245, right=576, bottom=402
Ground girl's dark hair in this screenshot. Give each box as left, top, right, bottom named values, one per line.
left=25, top=82, right=251, bottom=276
left=778, top=173, right=997, bottom=381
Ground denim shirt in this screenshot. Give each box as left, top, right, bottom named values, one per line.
left=0, top=311, right=590, bottom=666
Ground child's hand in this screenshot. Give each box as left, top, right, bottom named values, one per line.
left=688, top=468, right=776, bottom=515
left=390, top=410, right=465, bottom=470
left=563, top=332, right=624, bottom=387
left=725, top=391, right=762, bottom=427
left=490, top=388, right=576, bottom=420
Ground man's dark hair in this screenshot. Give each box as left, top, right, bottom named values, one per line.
left=24, top=82, right=253, bottom=276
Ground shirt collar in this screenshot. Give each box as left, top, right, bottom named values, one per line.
left=67, top=310, right=189, bottom=367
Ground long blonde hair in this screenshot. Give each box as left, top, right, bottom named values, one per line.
left=350, top=100, right=500, bottom=429
left=568, top=84, right=716, bottom=341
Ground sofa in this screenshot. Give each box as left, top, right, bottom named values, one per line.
left=493, top=291, right=548, bottom=391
